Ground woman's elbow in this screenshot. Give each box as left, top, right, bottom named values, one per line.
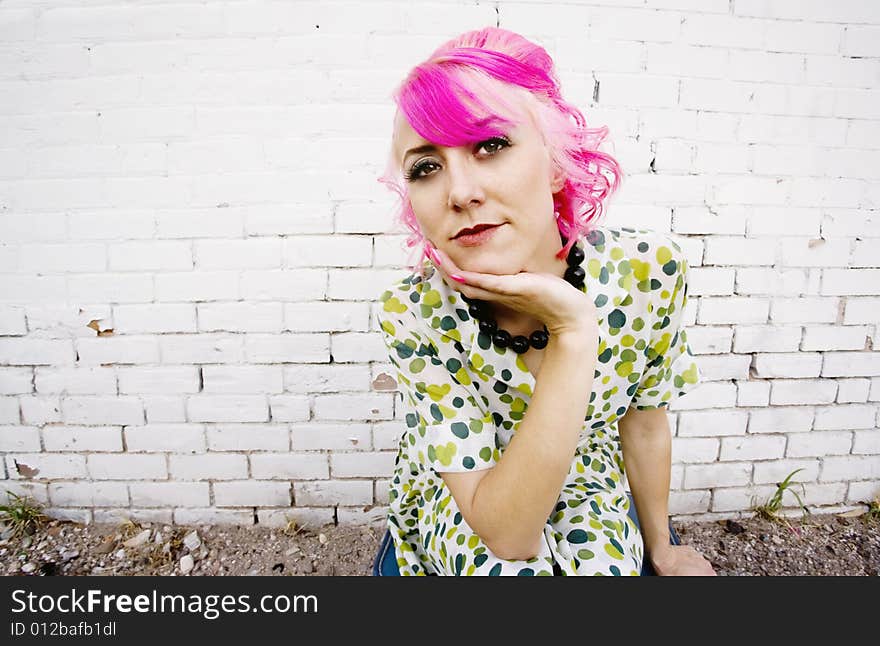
left=488, top=534, right=543, bottom=561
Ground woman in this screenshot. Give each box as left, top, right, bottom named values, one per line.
left=376, top=27, right=715, bottom=576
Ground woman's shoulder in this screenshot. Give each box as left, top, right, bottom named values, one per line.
left=376, top=262, right=461, bottom=340
left=584, top=225, right=690, bottom=283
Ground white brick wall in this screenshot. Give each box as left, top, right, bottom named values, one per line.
left=1, top=1, right=878, bottom=528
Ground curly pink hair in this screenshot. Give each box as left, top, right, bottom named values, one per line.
left=379, top=27, right=623, bottom=274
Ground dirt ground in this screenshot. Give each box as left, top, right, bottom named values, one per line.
left=1, top=508, right=878, bottom=576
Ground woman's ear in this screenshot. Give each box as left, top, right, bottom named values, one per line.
left=550, top=163, right=565, bottom=193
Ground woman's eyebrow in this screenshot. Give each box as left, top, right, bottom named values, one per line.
left=402, top=143, right=437, bottom=165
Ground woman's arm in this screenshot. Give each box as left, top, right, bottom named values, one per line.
left=441, top=326, right=598, bottom=560
left=617, top=406, right=674, bottom=564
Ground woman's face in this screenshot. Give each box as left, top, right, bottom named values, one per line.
left=392, top=110, right=565, bottom=276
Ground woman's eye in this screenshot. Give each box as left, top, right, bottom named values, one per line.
left=476, top=137, right=510, bottom=156
left=405, top=160, right=440, bottom=181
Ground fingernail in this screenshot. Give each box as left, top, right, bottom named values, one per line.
left=426, top=246, right=442, bottom=266
left=449, top=273, right=467, bottom=283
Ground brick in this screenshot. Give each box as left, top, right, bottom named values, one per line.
left=186, top=395, right=269, bottom=423
left=670, top=382, right=737, bottom=410
left=749, top=407, right=814, bottom=433
left=214, top=481, right=290, bottom=507
left=143, top=396, right=187, bottom=424
left=803, top=326, right=870, bottom=351
left=787, top=431, right=852, bottom=458
left=753, top=458, right=819, bottom=484
left=201, top=365, right=283, bottom=394
left=770, top=297, right=839, bottom=324
left=0, top=482, right=49, bottom=505
left=720, top=435, right=786, bottom=461
left=837, top=378, right=871, bottom=403
left=108, top=241, right=192, bottom=271
left=677, top=409, right=748, bottom=437
left=257, top=508, right=335, bottom=529
left=195, top=239, right=281, bottom=270
left=844, top=298, right=880, bottom=325
left=733, top=326, right=801, bottom=353
left=284, top=302, right=371, bottom=332
left=267, top=396, right=310, bottom=422
left=291, top=424, right=371, bottom=451
left=752, top=353, right=822, bottom=378
left=20, top=396, right=60, bottom=425
left=330, top=451, right=396, bottom=478
left=822, top=352, right=880, bottom=377
left=34, top=366, right=117, bottom=395
left=684, top=462, right=752, bottom=489
left=686, top=326, right=733, bottom=354
left=852, top=430, right=880, bottom=455
left=0, top=367, right=32, bottom=394
left=118, top=366, right=200, bottom=395
left=49, top=482, right=128, bottom=507
left=813, top=404, right=876, bottom=431
left=688, top=267, right=735, bottom=296
left=62, top=396, right=144, bottom=426
left=112, top=304, right=197, bottom=334
left=245, top=334, right=329, bottom=363
left=711, top=485, right=779, bottom=513
left=0, top=426, right=40, bottom=452
left=249, top=453, right=329, bottom=480
left=698, top=298, right=769, bottom=324
left=704, top=237, right=776, bottom=266
left=75, top=336, right=159, bottom=365
left=847, top=480, right=880, bottom=504
left=155, top=271, right=239, bottom=302
left=331, top=332, right=387, bottom=363
left=87, top=454, right=166, bottom=480
left=668, top=490, right=711, bottom=515
left=780, top=238, right=852, bottom=268
left=336, top=506, right=387, bottom=527
left=746, top=208, right=821, bottom=237
left=821, top=455, right=880, bottom=482
left=124, top=424, right=206, bottom=452
left=174, top=509, right=253, bottom=526
left=283, top=235, right=372, bottom=267
left=692, top=354, right=750, bottom=381
left=294, top=480, right=372, bottom=506
left=822, top=210, right=880, bottom=238
left=129, top=482, right=209, bottom=508
left=736, top=381, right=770, bottom=407
left=821, top=269, right=880, bottom=296
left=206, top=425, right=289, bottom=451
left=736, top=268, right=807, bottom=295
left=372, top=421, right=406, bottom=451
left=169, top=454, right=248, bottom=480
left=313, top=394, right=393, bottom=421
left=282, top=365, right=370, bottom=393
left=197, top=303, right=282, bottom=333
left=240, top=270, right=326, bottom=301
left=43, top=426, right=123, bottom=452
left=0, top=338, right=75, bottom=366
left=770, top=380, right=837, bottom=405
left=671, top=437, right=719, bottom=464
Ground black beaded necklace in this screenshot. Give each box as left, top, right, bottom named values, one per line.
left=461, top=236, right=586, bottom=354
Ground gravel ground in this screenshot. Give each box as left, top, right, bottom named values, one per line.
left=1, top=508, right=878, bottom=576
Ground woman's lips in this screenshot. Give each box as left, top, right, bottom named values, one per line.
left=453, top=223, right=504, bottom=246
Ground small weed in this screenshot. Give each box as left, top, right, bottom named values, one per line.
left=751, top=468, right=811, bottom=524
left=0, top=492, right=48, bottom=540
left=866, top=496, right=880, bottom=523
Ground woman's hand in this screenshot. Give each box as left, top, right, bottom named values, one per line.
left=426, top=244, right=597, bottom=339
left=649, top=544, right=717, bottom=576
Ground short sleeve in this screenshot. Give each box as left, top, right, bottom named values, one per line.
left=377, top=290, right=500, bottom=473
left=630, top=251, right=702, bottom=410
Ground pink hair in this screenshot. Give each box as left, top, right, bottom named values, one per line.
left=379, top=27, right=623, bottom=273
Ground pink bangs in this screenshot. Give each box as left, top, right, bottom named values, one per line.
left=380, top=28, right=623, bottom=275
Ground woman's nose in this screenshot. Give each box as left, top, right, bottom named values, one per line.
left=446, top=157, right=485, bottom=210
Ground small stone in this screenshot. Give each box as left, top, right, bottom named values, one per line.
left=94, top=538, right=116, bottom=555
left=285, top=546, right=300, bottom=556
left=183, top=530, right=201, bottom=551
left=180, top=555, right=194, bottom=574
left=114, top=549, right=126, bottom=560
left=60, top=549, right=79, bottom=562
left=123, top=530, right=151, bottom=548
left=318, top=533, right=328, bottom=545
left=21, top=562, right=35, bottom=573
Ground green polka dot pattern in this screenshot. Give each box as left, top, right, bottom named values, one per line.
left=377, top=226, right=701, bottom=575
